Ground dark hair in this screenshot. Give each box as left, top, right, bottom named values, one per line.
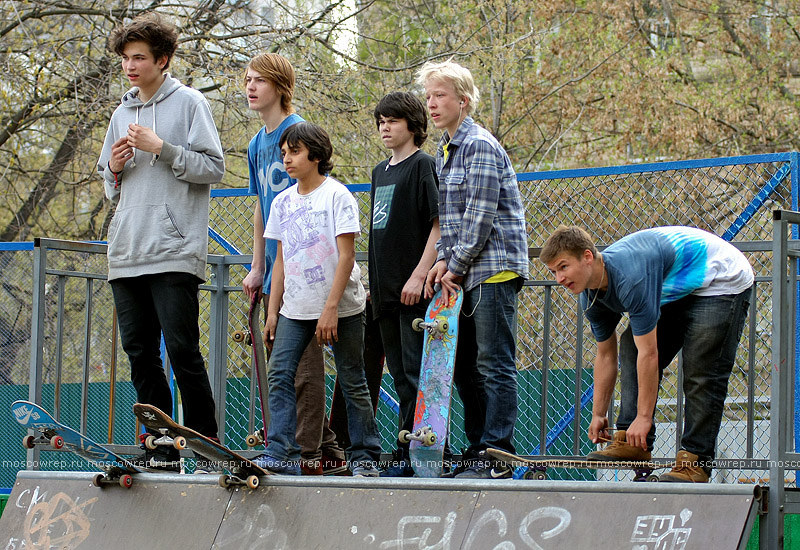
left=373, top=92, right=428, bottom=147
left=108, top=13, right=179, bottom=71
left=279, top=122, right=334, bottom=175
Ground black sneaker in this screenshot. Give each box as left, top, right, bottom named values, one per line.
left=130, top=441, right=181, bottom=472
left=381, top=448, right=415, bottom=477
left=192, top=452, right=222, bottom=474
left=454, top=450, right=512, bottom=480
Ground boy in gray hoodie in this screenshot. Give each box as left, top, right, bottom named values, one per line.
left=97, top=13, right=224, bottom=471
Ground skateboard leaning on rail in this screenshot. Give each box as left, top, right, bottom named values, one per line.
left=133, top=402, right=270, bottom=489
left=486, top=448, right=674, bottom=482
left=233, top=293, right=270, bottom=448
left=11, top=399, right=142, bottom=488
left=400, top=286, right=463, bottom=477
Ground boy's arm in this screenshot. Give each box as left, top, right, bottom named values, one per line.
left=401, top=217, right=441, bottom=305
left=588, top=336, right=618, bottom=444
left=447, top=139, right=501, bottom=278
left=316, top=232, right=357, bottom=346
left=263, top=240, right=285, bottom=351
left=243, top=200, right=266, bottom=299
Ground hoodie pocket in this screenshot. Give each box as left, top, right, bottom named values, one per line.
left=107, top=204, right=185, bottom=261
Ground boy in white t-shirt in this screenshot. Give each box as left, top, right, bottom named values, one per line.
left=253, top=122, right=382, bottom=476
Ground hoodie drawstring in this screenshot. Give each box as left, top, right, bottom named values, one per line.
left=131, top=94, right=163, bottom=168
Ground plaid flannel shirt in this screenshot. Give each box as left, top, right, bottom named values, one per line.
left=435, top=117, right=529, bottom=291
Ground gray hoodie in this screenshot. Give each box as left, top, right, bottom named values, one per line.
left=97, top=73, right=224, bottom=281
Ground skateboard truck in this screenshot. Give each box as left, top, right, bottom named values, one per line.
left=399, top=427, right=437, bottom=446
left=412, top=317, right=449, bottom=334
left=143, top=429, right=187, bottom=451
left=245, top=428, right=265, bottom=448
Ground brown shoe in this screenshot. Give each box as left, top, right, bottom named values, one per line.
left=585, top=430, right=652, bottom=462
left=300, top=459, right=323, bottom=475
left=659, top=450, right=709, bottom=483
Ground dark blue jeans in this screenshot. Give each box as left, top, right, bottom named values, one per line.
left=265, top=312, right=381, bottom=467
left=616, top=287, right=752, bottom=461
left=110, top=272, right=219, bottom=439
left=377, top=305, right=426, bottom=440
left=455, top=279, right=521, bottom=455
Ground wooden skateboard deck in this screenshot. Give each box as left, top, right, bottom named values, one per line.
left=402, top=287, right=463, bottom=477
left=133, top=403, right=270, bottom=489
left=233, top=294, right=270, bottom=448
left=486, top=448, right=674, bottom=482
left=11, top=400, right=141, bottom=488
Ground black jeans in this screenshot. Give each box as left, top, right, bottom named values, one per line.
left=111, top=272, right=218, bottom=439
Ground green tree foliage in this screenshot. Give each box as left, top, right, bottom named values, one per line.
left=0, top=0, right=799, bottom=242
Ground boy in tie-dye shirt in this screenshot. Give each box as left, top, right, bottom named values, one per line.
left=541, top=225, right=753, bottom=482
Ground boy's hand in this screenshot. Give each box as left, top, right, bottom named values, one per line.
left=263, top=313, right=278, bottom=352
left=316, top=306, right=338, bottom=346
left=242, top=270, right=264, bottom=300
left=424, top=260, right=447, bottom=299
left=109, top=136, right=132, bottom=173
left=127, top=123, right=163, bottom=155
left=588, top=415, right=610, bottom=444
left=400, top=272, right=426, bottom=305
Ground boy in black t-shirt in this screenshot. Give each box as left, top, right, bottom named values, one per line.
left=368, top=92, right=440, bottom=477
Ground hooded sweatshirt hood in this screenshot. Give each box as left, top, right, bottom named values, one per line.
left=98, top=73, right=225, bottom=281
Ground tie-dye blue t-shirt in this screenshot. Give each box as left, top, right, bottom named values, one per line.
left=584, top=226, right=754, bottom=342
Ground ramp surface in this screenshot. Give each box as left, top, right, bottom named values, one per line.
left=1, top=471, right=761, bottom=549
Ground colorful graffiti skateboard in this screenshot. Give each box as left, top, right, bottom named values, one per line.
left=233, top=293, right=270, bottom=448
left=486, top=448, right=673, bottom=482
left=401, top=287, right=463, bottom=477
left=133, top=403, right=270, bottom=489
left=11, top=400, right=141, bottom=488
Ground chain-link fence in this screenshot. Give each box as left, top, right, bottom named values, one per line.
left=1, top=152, right=795, bottom=487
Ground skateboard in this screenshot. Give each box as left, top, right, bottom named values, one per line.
left=11, top=400, right=141, bottom=488
left=486, top=448, right=674, bottom=482
left=329, top=299, right=383, bottom=451
left=234, top=293, right=270, bottom=448
left=133, top=403, right=270, bottom=489
left=401, top=286, right=464, bottom=477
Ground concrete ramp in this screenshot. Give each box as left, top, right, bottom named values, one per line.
left=1, top=471, right=761, bottom=549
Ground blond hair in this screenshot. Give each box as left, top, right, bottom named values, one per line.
left=415, top=59, right=480, bottom=113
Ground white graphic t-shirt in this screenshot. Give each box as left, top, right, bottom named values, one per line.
left=264, top=177, right=366, bottom=320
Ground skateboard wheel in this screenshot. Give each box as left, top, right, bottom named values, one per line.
left=412, top=318, right=424, bottom=332
left=22, top=435, right=35, bottom=449
left=245, top=434, right=259, bottom=447
left=422, top=432, right=437, bottom=446
left=173, top=436, right=187, bottom=450
left=218, top=474, right=232, bottom=489
left=92, top=473, right=106, bottom=487
left=119, top=474, right=134, bottom=489
left=144, top=435, right=158, bottom=450
left=51, top=435, right=64, bottom=449
left=232, top=330, right=246, bottom=343
left=398, top=430, right=411, bottom=443
left=246, top=475, right=260, bottom=490
left=437, top=321, right=449, bottom=333
left=646, top=474, right=659, bottom=482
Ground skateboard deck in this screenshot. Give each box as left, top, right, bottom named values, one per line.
left=133, top=403, right=270, bottom=489
left=486, top=448, right=674, bottom=482
left=402, top=287, right=464, bottom=477
left=329, top=300, right=383, bottom=451
left=234, top=294, right=270, bottom=448
left=11, top=400, right=141, bottom=488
